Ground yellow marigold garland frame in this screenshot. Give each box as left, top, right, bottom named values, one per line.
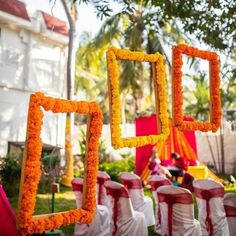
left=17, top=92, right=103, bottom=235
left=107, top=47, right=169, bottom=149
left=172, top=44, right=221, bottom=132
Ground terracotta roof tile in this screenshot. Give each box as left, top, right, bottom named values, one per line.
left=41, top=11, right=68, bottom=36
left=0, top=0, right=30, bottom=21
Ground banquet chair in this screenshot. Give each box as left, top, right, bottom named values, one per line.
left=104, top=180, right=148, bottom=236
left=148, top=175, right=172, bottom=204
left=223, top=192, right=236, bottom=236
left=148, top=175, right=172, bottom=233
left=157, top=185, right=201, bottom=236
left=72, top=178, right=110, bottom=236
left=193, top=179, right=229, bottom=236
left=119, top=172, right=155, bottom=226
left=97, top=171, right=111, bottom=206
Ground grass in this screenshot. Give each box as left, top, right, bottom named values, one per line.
left=10, top=186, right=76, bottom=236
left=9, top=184, right=236, bottom=236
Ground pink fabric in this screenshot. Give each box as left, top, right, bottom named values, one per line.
left=71, top=180, right=83, bottom=192
left=224, top=205, right=236, bottom=217
left=106, top=186, right=129, bottom=236
left=194, top=187, right=224, bottom=236
left=149, top=160, right=161, bottom=175
left=135, top=114, right=157, bottom=175
left=97, top=176, right=110, bottom=205
left=149, top=179, right=172, bottom=192
left=0, top=185, right=21, bottom=236
left=158, top=192, right=193, bottom=236
left=120, top=179, right=142, bottom=190
left=135, top=116, right=197, bottom=176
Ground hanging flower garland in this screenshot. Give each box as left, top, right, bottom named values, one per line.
left=17, top=92, right=103, bottom=235
left=107, top=47, right=169, bottom=149
left=172, top=44, right=221, bottom=132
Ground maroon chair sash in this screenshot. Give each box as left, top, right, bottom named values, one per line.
left=149, top=179, right=172, bottom=192
left=194, top=187, right=224, bottom=236
left=158, top=193, right=193, bottom=236
left=224, top=205, right=236, bottom=217
left=71, top=181, right=83, bottom=192
left=120, top=178, right=142, bottom=190
left=106, top=186, right=129, bottom=236
left=97, top=176, right=110, bottom=204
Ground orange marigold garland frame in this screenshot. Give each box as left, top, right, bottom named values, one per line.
left=107, top=47, right=169, bottom=149
left=17, top=92, right=103, bottom=235
left=172, top=44, right=221, bottom=132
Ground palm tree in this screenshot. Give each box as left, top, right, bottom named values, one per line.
left=184, top=72, right=210, bottom=121
left=77, top=1, right=186, bottom=123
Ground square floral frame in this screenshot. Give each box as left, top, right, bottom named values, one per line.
left=172, top=44, right=221, bottom=132
left=17, top=92, right=103, bottom=235
left=106, top=47, right=169, bottom=149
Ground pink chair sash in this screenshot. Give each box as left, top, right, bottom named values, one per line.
left=149, top=179, right=172, bottom=192
left=148, top=179, right=172, bottom=226
left=224, top=205, right=236, bottom=217
left=97, top=176, right=110, bottom=204
left=106, top=186, right=129, bottom=236
left=158, top=193, right=193, bottom=236
left=194, top=187, right=224, bottom=236
left=120, top=178, right=142, bottom=190
left=71, top=181, right=83, bottom=193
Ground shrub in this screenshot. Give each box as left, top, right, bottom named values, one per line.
left=0, top=153, right=22, bottom=197
left=99, top=157, right=135, bottom=182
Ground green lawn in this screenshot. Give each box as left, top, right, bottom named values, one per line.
left=9, top=185, right=236, bottom=236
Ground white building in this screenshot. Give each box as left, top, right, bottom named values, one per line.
left=0, top=0, right=69, bottom=156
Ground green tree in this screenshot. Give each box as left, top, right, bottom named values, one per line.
left=75, top=0, right=235, bottom=120
left=184, top=72, right=210, bottom=121
left=76, top=1, right=184, bottom=123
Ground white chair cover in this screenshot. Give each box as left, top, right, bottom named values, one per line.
left=157, top=185, right=201, bottom=236
left=223, top=192, right=236, bottom=236
left=72, top=178, right=110, bottom=236
left=119, top=172, right=155, bottom=226
left=193, top=179, right=230, bottom=236
left=148, top=175, right=172, bottom=233
left=97, top=171, right=111, bottom=206
left=104, top=180, right=148, bottom=236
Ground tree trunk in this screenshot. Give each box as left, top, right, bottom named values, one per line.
left=61, top=0, right=75, bottom=186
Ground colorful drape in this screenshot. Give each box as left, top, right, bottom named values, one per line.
left=135, top=115, right=198, bottom=176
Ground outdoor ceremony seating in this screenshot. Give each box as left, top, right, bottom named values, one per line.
left=148, top=175, right=172, bottom=202
left=157, top=185, right=201, bottom=236
left=119, top=172, right=155, bottom=226
left=193, top=179, right=230, bottom=236
left=97, top=171, right=111, bottom=205
left=71, top=178, right=110, bottom=236
left=223, top=192, right=236, bottom=236
left=104, top=180, right=148, bottom=236
left=148, top=175, right=172, bottom=233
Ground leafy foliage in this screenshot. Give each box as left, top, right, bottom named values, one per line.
left=78, top=0, right=236, bottom=53
left=78, top=128, right=108, bottom=163
left=99, top=156, right=135, bottom=182
left=75, top=0, right=235, bottom=119
left=0, top=154, right=22, bottom=197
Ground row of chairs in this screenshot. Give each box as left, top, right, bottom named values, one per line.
left=71, top=171, right=236, bottom=236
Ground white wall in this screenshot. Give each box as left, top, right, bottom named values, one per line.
left=196, top=122, right=236, bottom=174
left=0, top=24, right=67, bottom=156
